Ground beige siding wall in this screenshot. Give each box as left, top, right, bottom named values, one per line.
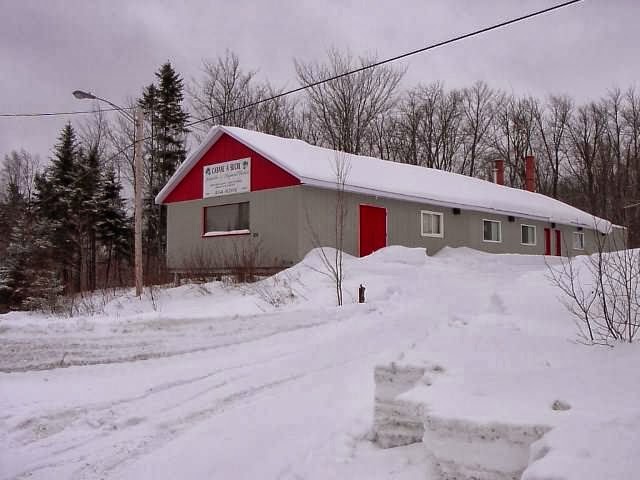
left=166, top=184, right=626, bottom=271
left=296, top=186, right=624, bottom=259
left=166, top=186, right=301, bottom=270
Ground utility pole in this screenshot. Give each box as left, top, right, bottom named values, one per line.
left=134, top=107, right=144, bottom=296
left=72, top=90, right=145, bottom=297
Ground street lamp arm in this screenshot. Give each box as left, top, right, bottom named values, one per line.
left=72, top=90, right=135, bottom=122
left=71, top=88, right=144, bottom=297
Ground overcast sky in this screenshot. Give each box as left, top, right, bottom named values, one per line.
left=1, top=0, right=638, bottom=162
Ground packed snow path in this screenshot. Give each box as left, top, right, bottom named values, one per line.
left=1, top=247, right=639, bottom=479
left=1, top=251, right=446, bottom=479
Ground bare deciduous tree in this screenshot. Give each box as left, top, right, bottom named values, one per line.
left=306, top=153, right=351, bottom=306
left=0, top=149, right=41, bottom=203
left=566, top=102, right=607, bottom=216
left=548, top=226, right=639, bottom=344
left=491, top=95, right=537, bottom=188
left=533, top=94, right=572, bottom=198
left=188, top=50, right=261, bottom=131
left=295, top=49, right=404, bottom=155
left=252, top=84, right=298, bottom=138
left=460, top=81, right=496, bottom=177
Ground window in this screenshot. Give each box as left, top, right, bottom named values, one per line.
left=421, top=210, right=444, bottom=237
left=521, top=224, right=536, bottom=246
left=483, top=219, right=502, bottom=242
left=573, top=231, right=585, bottom=250
left=203, top=202, right=250, bottom=236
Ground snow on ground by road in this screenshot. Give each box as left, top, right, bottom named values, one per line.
left=0, top=247, right=638, bottom=479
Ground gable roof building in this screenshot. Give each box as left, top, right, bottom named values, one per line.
left=156, top=126, right=623, bottom=272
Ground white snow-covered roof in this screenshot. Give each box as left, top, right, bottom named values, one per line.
left=156, top=125, right=613, bottom=232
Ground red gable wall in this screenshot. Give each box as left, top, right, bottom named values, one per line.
left=163, top=133, right=300, bottom=203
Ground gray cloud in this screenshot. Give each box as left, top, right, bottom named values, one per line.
left=1, top=0, right=638, bottom=161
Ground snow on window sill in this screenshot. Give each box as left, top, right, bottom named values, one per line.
left=202, top=229, right=250, bottom=238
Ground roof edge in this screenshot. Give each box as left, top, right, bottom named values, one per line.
left=155, top=126, right=303, bottom=204
left=300, top=177, right=611, bottom=231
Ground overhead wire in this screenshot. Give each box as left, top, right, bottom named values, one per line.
left=0, top=106, right=133, bottom=118
left=1, top=0, right=581, bottom=124
left=9, top=0, right=582, bottom=207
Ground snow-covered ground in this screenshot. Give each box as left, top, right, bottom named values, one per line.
left=1, top=247, right=638, bottom=479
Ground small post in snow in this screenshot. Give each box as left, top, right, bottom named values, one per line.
left=358, top=284, right=366, bottom=304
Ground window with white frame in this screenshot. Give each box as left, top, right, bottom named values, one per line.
left=203, top=202, right=250, bottom=236
left=421, top=210, right=444, bottom=237
left=483, top=219, right=502, bottom=242
left=573, top=231, right=585, bottom=250
left=521, top=224, right=536, bottom=245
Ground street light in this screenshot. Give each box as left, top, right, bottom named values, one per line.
left=72, top=90, right=135, bottom=122
left=73, top=90, right=144, bottom=297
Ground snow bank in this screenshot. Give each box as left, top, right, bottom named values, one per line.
left=2, top=245, right=639, bottom=480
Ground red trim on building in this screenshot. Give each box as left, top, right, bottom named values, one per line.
left=359, top=204, right=387, bottom=257
left=544, top=227, right=551, bottom=255
left=555, top=229, right=562, bottom=256
left=163, top=133, right=300, bottom=203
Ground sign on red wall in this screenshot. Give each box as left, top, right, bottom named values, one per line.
left=203, top=158, right=251, bottom=198
left=163, top=133, right=299, bottom=204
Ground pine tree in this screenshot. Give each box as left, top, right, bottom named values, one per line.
left=0, top=181, right=25, bottom=260
left=0, top=206, right=63, bottom=312
left=71, top=146, right=101, bottom=291
left=0, top=216, right=30, bottom=309
left=0, top=187, right=27, bottom=311
left=33, top=123, right=80, bottom=292
left=95, top=165, right=131, bottom=287
left=139, top=62, right=189, bottom=278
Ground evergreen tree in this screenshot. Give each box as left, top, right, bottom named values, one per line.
left=0, top=205, right=63, bottom=312
left=95, top=165, right=131, bottom=287
left=33, top=123, right=79, bottom=291
left=0, top=180, right=25, bottom=260
left=139, top=62, right=189, bottom=278
left=71, top=146, right=101, bottom=291
left=0, top=186, right=27, bottom=311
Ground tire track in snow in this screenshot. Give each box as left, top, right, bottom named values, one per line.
left=0, top=311, right=331, bottom=373
left=8, top=371, right=305, bottom=480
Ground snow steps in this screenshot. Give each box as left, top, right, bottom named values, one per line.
left=372, top=364, right=427, bottom=448
left=423, top=415, right=551, bottom=480
left=372, top=361, right=552, bottom=479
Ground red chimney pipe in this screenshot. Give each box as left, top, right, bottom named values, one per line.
left=525, top=156, right=536, bottom=192
left=494, top=159, right=505, bottom=186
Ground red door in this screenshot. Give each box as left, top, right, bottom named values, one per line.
left=544, top=228, right=551, bottom=255
left=555, top=229, right=562, bottom=256
left=359, top=205, right=387, bottom=257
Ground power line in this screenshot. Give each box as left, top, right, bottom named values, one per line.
left=0, top=106, right=134, bottom=118
left=185, top=0, right=582, bottom=128
left=2, top=0, right=581, bottom=123
left=15, top=0, right=582, bottom=207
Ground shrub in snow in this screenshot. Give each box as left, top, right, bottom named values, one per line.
left=547, top=241, right=639, bottom=344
